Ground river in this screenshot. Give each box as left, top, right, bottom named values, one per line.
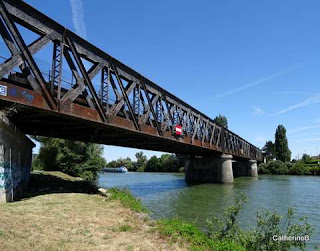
left=96, top=172, right=320, bottom=248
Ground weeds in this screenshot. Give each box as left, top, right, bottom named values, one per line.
left=108, top=188, right=148, bottom=213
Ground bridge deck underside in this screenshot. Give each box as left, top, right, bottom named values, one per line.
left=0, top=101, right=222, bottom=157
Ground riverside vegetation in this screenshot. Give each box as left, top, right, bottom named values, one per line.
left=0, top=171, right=314, bottom=250
left=106, top=151, right=187, bottom=173
left=258, top=156, right=320, bottom=176
left=260, top=124, right=320, bottom=176
left=32, top=136, right=106, bottom=181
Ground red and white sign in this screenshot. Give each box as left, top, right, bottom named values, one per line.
left=175, top=125, right=182, bottom=135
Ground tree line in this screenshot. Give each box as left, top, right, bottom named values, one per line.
left=106, top=152, right=187, bottom=173
left=259, top=125, right=319, bottom=175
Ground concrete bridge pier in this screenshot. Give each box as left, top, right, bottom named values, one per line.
left=232, top=159, right=258, bottom=178
left=185, top=154, right=234, bottom=184
left=249, top=160, right=258, bottom=177
left=0, top=113, right=35, bottom=203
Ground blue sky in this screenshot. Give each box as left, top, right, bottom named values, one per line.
left=8, top=0, right=320, bottom=160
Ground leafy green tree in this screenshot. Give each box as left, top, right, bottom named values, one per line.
left=301, top=154, right=311, bottom=164
left=213, top=114, right=228, bottom=129
left=106, top=153, right=186, bottom=173
left=275, top=125, right=291, bottom=162
left=145, top=156, right=161, bottom=172
left=262, top=140, right=275, bottom=162
left=160, top=154, right=181, bottom=172
left=32, top=137, right=106, bottom=180
left=143, top=154, right=183, bottom=172
left=107, top=157, right=133, bottom=170
left=134, top=151, right=147, bottom=172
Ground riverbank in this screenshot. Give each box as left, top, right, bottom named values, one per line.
left=1, top=171, right=316, bottom=250
left=258, top=160, right=320, bottom=175
left=0, top=171, right=188, bottom=251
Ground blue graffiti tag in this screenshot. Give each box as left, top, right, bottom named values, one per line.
left=8, top=87, right=18, bottom=97
left=21, top=90, right=34, bottom=102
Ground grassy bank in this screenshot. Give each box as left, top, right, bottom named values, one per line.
left=0, top=171, right=186, bottom=251
left=0, top=171, right=314, bottom=251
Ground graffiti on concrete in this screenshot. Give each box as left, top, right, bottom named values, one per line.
left=0, top=163, right=25, bottom=191
left=0, top=163, right=12, bottom=190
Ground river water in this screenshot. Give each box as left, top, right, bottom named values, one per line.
left=96, top=172, right=320, bottom=248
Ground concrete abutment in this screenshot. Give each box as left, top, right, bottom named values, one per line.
left=0, top=113, right=34, bottom=203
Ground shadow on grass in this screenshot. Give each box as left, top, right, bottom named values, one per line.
left=22, top=172, right=98, bottom=200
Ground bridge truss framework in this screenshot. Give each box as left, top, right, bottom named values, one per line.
left=0, top=0, right=262, bottom=161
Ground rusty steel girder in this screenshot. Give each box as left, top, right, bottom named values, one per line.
left=0, top=0, right=262, bottom=161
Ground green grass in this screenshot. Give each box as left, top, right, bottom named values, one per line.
left=108, top=188, right=148, bottom=213
left=157, top=219, right=245, bottom=251
left=113, top=224, right=135, bottom=232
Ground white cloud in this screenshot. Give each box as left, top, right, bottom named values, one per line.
left=276, top=91, right=315, bottom=95
left=295, top=137, right=320, bottom=142
left=252, top=106, right=264, bottom=116
left=290, top=131, right=320, bottom=138
left=287, top=125, right=320, bottom=134
left=70, top=0, right=87, bottom=39
left=271, top=94, right=320, bottom=116
left=215, top=65, right=300, bottom=99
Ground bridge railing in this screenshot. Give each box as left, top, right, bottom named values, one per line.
left=0, top=0, right=262, bottom=161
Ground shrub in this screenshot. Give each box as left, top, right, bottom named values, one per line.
left=266, top=160, right=288, bottom=175
left=289, top=162, right=310, bottom=175
left=305, top=159, right=320, bottom=165
left=309, top=166, right=320, bottom=175
left=245, top=209, right=313, bottom=251
left=207, top=194, right=314, bottom=251
left=258, top=163, right=270, bottom=174
left=157, top=218, right=245, bottom=251
left=259, top=159, right=319, bottom=176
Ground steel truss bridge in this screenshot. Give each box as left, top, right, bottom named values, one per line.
left=0, top=0, right=262, bottom=161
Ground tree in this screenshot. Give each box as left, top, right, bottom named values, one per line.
left=107, top=157, right=133, bottom=170
left=134, top=151, right=147, bottom=171
left=262, top=140, right=275, bottom=162
left=274, top=125, right=291, bottom=162
left=301, top=154, right=311, bottom=164
left=145, top=156, right=160, bottom=172
left=213, top=114, right=228, bottom=129
left=32, top=137, right=106, bottom=181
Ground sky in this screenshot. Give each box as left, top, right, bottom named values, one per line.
left=4, top=0, right=320, bottom=161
